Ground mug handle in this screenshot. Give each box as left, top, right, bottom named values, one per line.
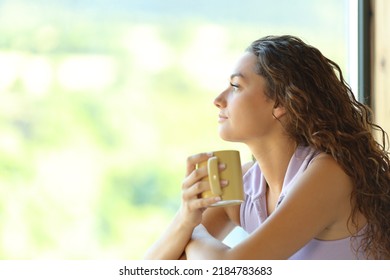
left=207, top=156, right=222, bottom=195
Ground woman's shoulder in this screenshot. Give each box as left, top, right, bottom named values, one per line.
left=309, top=152, right=344, bottom=171
left=299, top=146, right=339, bottom=172
left=297, top=151, right=354, bottom=198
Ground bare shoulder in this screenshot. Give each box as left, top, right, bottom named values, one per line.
left=307, top=153, right=352, bottom=190
left=310, top=152, right=343, bottom=168
left=283, top=151, right=356, bottom=232
left=298, top=152, right=354, bottom=199
left=297, top=152, right=364, bottom=239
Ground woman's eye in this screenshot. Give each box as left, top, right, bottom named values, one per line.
left=230, top=82, right=239, bottom=91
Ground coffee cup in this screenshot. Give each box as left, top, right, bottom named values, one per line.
left=198, top=150, right=244, bottom=207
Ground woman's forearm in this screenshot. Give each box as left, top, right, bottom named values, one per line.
left=185, top=224, right=231, bottom=259
left=144, top=152, right=226, bottom=259
left=143, top=211, right=194, bottom=260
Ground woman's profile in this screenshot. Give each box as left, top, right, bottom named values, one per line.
left=144, top=35, right=390, bottom=260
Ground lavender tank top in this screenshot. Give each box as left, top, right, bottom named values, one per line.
left=240, top=145, right=365, bottom=259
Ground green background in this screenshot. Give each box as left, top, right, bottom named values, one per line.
left=0, top=0, right=348, bottom=259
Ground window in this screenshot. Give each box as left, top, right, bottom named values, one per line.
left=0, top=0, right=353, bottom=258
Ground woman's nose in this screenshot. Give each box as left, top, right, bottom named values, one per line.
left=214, top=90, right=227, bottom=108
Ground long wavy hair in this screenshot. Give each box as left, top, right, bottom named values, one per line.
left=247, top=35, right=390, bottom=259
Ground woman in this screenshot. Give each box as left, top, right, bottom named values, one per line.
left=144, top=35, right=390, bottom=259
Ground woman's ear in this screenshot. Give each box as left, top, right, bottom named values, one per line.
left=272, top=105, right=286, bottom=119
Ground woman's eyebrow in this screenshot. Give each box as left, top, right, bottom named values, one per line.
left=230, top=72, right=245, bottom=80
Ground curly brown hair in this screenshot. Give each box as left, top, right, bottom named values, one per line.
left=247, top=35, right=390, bottom=259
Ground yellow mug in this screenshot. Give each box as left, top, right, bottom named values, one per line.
left=198, top=150, right=244, bottom=207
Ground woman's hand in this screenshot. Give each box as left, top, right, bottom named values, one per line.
left=179, top=152, right=225, bottom=230
left=144, top=152, right=227, bottom=260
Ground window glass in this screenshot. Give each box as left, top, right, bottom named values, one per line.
left=0, top=0, right=350, bottom=258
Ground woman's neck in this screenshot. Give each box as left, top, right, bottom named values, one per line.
left=249, top=138, right=297, bottom=194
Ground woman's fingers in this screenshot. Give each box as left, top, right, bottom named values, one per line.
left=183, top=156, right=227, bottom=191
left=185, top=152, right=213, bottom=176
left=182, top=179, right=229, bottom=200
left=182, top=165, right=207, bottom=190
left=182, top=181, right=208, bottom=200
left=186, top=196, right=221, bottom=211
left=178, top=152, right=229, bottom=227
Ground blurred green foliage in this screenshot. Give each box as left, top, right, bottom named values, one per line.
left=0, top=0, right=347, bottom=259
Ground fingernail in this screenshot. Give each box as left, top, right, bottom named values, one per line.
left=214, top=196, right=221, bottom=202
left=207, top=152, right=214, bottom=157
left=218, top=163, right=226, bottom=169
left=221, top=179, right=229, bottom=186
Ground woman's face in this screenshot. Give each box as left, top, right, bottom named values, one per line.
left=214, top=52, right=284, bottom=144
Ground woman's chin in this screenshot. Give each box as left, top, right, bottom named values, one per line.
left=218, top=131, right=239, bottom=143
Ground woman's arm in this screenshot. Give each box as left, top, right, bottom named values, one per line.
left=144, top=205, right=237, bottom=259
left=185, top=224, right=231, bottom=259
left=143, top=211, right=195, bottom=260
left=185, top=154, right=355, bottom=259
left=143, top=152, right=231, bottom=259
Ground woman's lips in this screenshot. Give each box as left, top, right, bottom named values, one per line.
left=218, top=114, right=228, bottom=122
